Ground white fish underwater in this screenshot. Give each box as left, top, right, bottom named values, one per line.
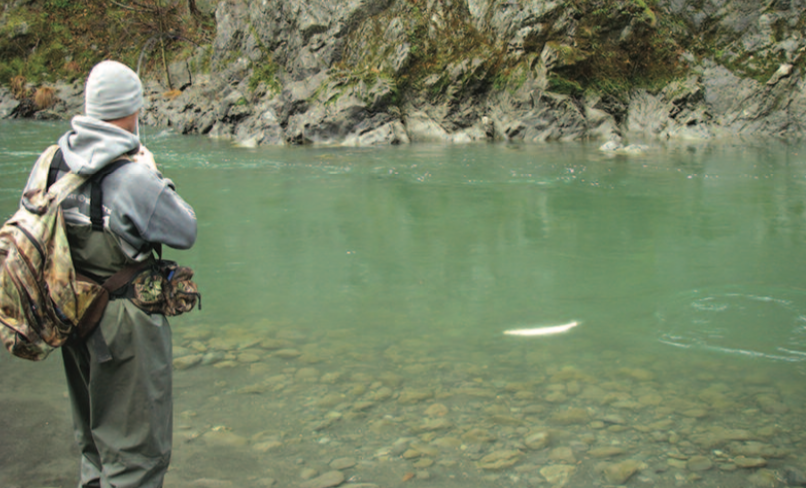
left=504, top=321, right=579, bottom=336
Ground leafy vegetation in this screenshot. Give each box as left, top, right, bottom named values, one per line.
left=334, top=0, right=689, bottom=106
left=0, top=0, right=214, bottom=87
left=248, top=60, right=282, bottom=94
left=553, top=0, right=686, bottom=100
left=246, top=23, right=282, bottom=94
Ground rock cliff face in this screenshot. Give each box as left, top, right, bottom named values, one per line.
left=7, top=0, right=806, bottom=145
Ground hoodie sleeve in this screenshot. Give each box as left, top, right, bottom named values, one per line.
left=144, top=184, right=198, bottom=249
left=105, top=162, right=197, bottom=252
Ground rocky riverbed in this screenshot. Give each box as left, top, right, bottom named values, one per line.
left=2, top=0, right=806, bottom=147
left=153, top=317, right=806, bottom=488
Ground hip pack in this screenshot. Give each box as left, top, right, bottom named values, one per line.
left=114, top=258, right=201, bottom=316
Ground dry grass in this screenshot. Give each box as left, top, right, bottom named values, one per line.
left=162, top=89, right=182, bottom=100
left=10, top=75, right=28, bottom=100
left=33, top=86, right=56, bottom=110
left=64, top=60, right=82, bottom=76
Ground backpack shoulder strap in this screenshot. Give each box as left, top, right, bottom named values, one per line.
left=46, top=148, right=69, bottom=191
left=88, top=158, right=132, bottom=231
left=22, top=146, right=87, bottom=214
left=42, top=147, right=132, bottom=231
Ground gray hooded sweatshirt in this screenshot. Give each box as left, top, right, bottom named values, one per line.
left=26, top=116, right=197, bottom=270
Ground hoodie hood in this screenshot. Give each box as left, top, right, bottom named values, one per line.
left=58, top=115, right=140, bottom=175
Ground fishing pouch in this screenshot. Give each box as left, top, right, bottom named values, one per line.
left=117, top=260, right=201, bottom=316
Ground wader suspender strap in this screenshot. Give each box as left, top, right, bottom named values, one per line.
left=47, top=149, right=131, bottom=231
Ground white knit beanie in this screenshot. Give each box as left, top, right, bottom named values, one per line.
left=84, top=60, right=143, bottom=121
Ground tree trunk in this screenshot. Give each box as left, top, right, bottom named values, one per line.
left=188, top=0, right=201, bottom=18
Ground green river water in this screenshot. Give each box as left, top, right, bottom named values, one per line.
left=2, top=120, right=806, bottom=488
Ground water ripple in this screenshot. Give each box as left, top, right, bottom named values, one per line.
left=656, top=286, right=806, bottom=362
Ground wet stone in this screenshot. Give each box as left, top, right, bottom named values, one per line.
left=347, top=384, right=367, bottom=396
left=208, top=337, right=243, bottom=351
left=259, top=338, right=293, bottom=350
left=784, top=466, right=806, bottom=486
left=454, top=387, right=496, bottom=398
left=409, top=442, right=438, bottom=457
left=201, top=351, right=226, bottom=365
left=477, top=450, right=523, bottom=470
left=202, top=430, right=248, bottom=448
left=490, top=414, right=524, bottom=426
left=397, top=389, right=433, bottom=404
left=296, top=367, right=320, bottom=381
left=253, top=440, right=282, bottom=452
left=603, top=460, right=645, bottom=485
left=352, top=401, right=374, bottom=411
left=299, top=470, right=344, bottom=488
left=367, top=387, right=392, bottom=401
left=237, top=352, right=261, bottom=363
left=173, top=354, right=203, bottom=370
left=733, top=441, right=786, bottom=458
left=413, top=458, right=434, bottom=468
left=462, top=428, right=496, bottom=443
left=524, top=431, right=550, bottom=450
left=734, top=456, right=767, bottom=469
left=416, top=417, right=452, bottom=431
left=639, top=393, right=663, bottom=406
left=687, top=455, right=713, bottom=472
left=601, top=414, right=626, bottom=424
left=551, top=407, right=589, bottom=425
left=432, top=436, right=461, bottom=448
left=588, top=446, right=625, bottom=458
left=274, top=348, right=302, bottom=359
left=424, top=403, right=448, bottom=417
left=187, top=479, right=234, bottom=487
left=320, top=372, right=341, bottom=384
left=668, top=459, right=687, bottom=469
left=213, top=360, right=237, bottom=369
left=316, top=393, right=346, bottom=408
left=549, top=447, right=576, bottom=463
left=748, top=469, right=777, bottom=487
left=545, top=392, right=568, bottom=403
left=329, top=457, right=356, bottom=470
left=539, top=465, right=575, bottom=486
left=620, top=367, right=655, bottom=381
left=681, top=408, right=708, bottom=418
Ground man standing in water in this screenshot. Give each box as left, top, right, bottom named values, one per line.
left=25, top=60, right=197, bottom=487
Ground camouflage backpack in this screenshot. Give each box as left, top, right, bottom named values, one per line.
left=0, top=146, right=129, bottom=360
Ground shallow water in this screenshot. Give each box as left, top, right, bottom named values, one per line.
left=2, top=120, right=806, bottom=487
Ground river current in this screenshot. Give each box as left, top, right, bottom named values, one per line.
left=2, top=120, right=806, bottom=488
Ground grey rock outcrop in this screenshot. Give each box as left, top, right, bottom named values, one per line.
left=5, top=0, right=806, bottom=146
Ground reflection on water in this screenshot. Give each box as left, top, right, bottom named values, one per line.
left=2, top=121, right=806, bottom=488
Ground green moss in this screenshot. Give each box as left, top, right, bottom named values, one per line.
left=492, top=56, right=533, bottom=93
left=246, top=22, right=282, bottom=94
left=548, top=74, right=584, bottom=96
left=720, top=50, right=788, bottom=84
left=248, top=60, right=281, bottom=93
left=337, top=0, right=500, bottom=104
left=546, top=0, right=685, bottom=100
